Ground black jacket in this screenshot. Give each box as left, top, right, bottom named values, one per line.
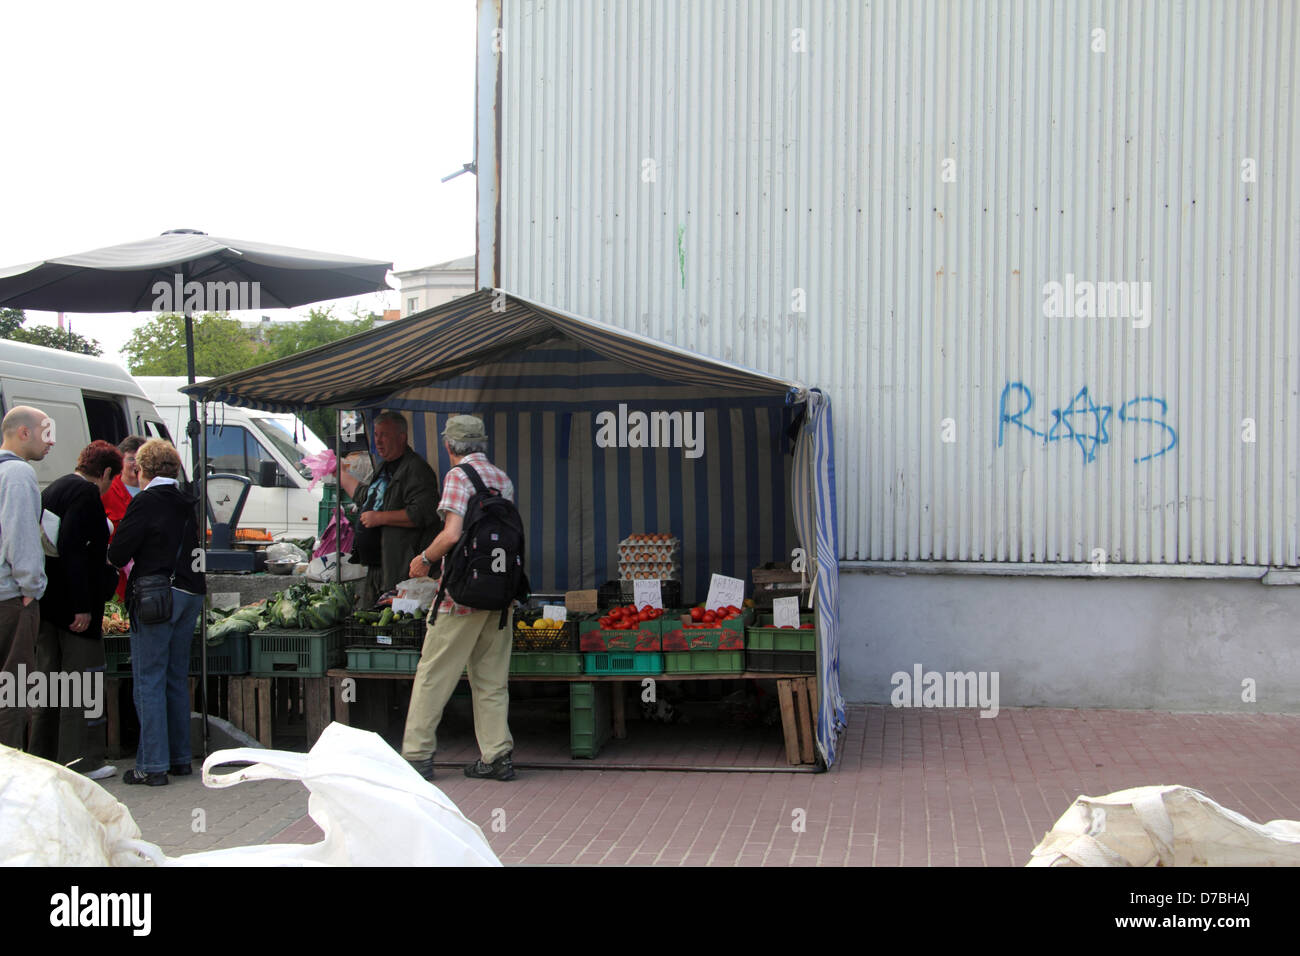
left=40, top=473, right=118, bottom=640
left=108, top=483, right=207, bottom=598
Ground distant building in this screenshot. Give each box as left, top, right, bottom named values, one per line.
left=393, top=255, right=475, bottom=317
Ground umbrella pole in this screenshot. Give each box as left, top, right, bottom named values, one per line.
left=200, top=397, right=210, bottom=760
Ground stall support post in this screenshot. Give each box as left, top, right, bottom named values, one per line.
left=335, top=409, right=342, bottom=592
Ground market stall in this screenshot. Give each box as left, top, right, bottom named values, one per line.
left=183, top=289, right=845, bottom=766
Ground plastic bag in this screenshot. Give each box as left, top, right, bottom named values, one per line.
left=308, top=552, right=367, bottom=583
left=0, top=745, right=159, bottom=866
left=267, top=542, right=308, bottom=564
left=1027, top=785, right=1300, bottom=866
left=394, top=577, right=439, bottom=611
left=169, top=723, right=500, bottom=866
left=313, top=511, right=354, bottom=560
left=300, top=449, right=338, bottom=491
left=343, top=450, right=375, bottom=486
left=1, top=725, right=501, bottom=867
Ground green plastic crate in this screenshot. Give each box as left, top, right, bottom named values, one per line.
left=583, top=652, right=663, bottom=675
left=510, top=651, right=584, bottom=676
left=190, top=632, right=250, bottom=675
left=103, top=634, right=132, bottom=676
left=570, top=682, right=612, bottom=758
left=346, top=645, right=421, bottom=674
left=250, top=626, right=346, bottom=676
left=746, top=613, right=817, bottom=652
left=663, top=649, right=745, bottom=674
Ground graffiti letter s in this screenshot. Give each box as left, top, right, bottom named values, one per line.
left=1118, top=397, right=1177, bottom=463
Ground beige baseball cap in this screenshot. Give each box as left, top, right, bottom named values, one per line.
left=442, top=414, right=487, bottom=442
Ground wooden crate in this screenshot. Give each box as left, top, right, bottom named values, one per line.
left=751, top=564, right=812, bottom=608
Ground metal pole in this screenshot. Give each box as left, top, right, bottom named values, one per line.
left=334, top=409, right=342, bottom=588
left=199, top=397, right=210, bottom=758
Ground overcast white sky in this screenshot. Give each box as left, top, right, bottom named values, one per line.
left=0, top=0, right=478, bottom=366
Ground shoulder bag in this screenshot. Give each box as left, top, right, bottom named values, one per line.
left=131, top=515, right=192, bottom=626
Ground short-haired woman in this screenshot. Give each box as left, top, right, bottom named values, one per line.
left=31, top=440, right=123, bottom=779
left=108, top=439, right=206, bottom=786
left=102, top=435, right=147, bottom=602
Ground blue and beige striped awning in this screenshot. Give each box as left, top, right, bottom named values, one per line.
left=187, top=288, right=801, bottom=412
left=183, top=289, right=846, bottom=766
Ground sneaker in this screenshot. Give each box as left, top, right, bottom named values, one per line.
left=464, top=751, right=516, bottom=781
left=122, top=769, right=168, bottom=787
left=406, top=755, right=435, bottom=781
left=169, top=763, right=193, bottom=776
left=84, top=764, right=118, bottom=781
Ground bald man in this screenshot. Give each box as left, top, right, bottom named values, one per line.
left=0, top=405, right=54, bottom=750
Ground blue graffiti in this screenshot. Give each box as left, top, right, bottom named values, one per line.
left=998, top=382, right=1176, bottom=464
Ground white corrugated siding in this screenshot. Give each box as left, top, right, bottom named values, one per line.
left=492, top=0, right=1300, bottom=566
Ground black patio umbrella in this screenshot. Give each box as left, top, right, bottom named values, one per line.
left=0, top=229, right=393, bottom=756
left=0, top=228, right=393, bottom=476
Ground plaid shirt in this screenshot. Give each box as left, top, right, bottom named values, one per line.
left=434, top=454, right=516, bottom=616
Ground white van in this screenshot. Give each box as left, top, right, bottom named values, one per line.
left=136, top=377, right=325, bottom=539
left=0, top=340, right=170, bottom=488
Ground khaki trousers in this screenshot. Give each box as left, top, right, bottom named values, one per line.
left=401, top=608, right=513, bottom=763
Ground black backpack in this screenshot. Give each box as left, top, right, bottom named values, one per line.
left=433, top=464, right=530, bottom=626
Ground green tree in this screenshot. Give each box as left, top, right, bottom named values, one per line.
left=263, top=306, right=375, bottom=361
left=263, top=307, right=377, bottom=443
left=123, top=312, right=258, bottom=376
left=0, top=308, right=104, bottom=356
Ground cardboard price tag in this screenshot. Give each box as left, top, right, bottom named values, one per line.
left=705, top=573, right=745, bottom=612
left=772, top=596, right=801, bottom=629
left=633, top=579, right=663, bottom=609
left=542, top=605, right=568, bottom=623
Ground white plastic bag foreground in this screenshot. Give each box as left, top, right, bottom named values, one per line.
left=0, top=745, right=158, bottom=866
left=1028, top=785, right=1300, bottom=867
left=0, top=724, right=500, bottom=867
left=169, top=723, right=500, bottom=866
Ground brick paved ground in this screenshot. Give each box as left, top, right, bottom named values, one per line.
left=101, top=704, right=1300, bottom=865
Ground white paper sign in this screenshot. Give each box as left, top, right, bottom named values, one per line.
left=376, top=633, right=393, bottom=645
left=391, top=597, right=422, bottom=616
left=542, top=604, right=568, bottom=623
left=773, top=596, right=801, bottom=629
left=705, top=573, right=745, bottom=612
left=633, top=579, right=663, bottom=609
left=210, top=592, right=240, bottom=610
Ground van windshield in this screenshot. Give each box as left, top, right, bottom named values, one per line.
left=252, top=418, right=317, bottom=481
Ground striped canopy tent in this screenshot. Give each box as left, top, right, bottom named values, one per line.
left=185, top=289, right=845, bottom=766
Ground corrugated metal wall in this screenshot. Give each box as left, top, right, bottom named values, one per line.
left=493, top=0, right=1300, bottom=566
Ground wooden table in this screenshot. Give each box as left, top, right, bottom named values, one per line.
left=324, top=669, right=820, bottom=765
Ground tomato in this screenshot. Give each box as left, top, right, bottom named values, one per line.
left=640, top=605, right=653, bottom=615
left=800, top=623, right=815, bottom=629
left=690, top=607, right=704, bottom=622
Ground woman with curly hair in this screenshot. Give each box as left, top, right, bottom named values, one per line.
left=31, top=440, right=123, bottom=778
left=108, top=439, right=205, bottom=786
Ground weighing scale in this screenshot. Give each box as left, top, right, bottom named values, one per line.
left=205, top=473, right=267, bottom=573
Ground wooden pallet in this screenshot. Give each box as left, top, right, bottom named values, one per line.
left=775, top=676, right=819, bottom=765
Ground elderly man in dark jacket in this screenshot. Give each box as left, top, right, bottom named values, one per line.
left=31, top=440, right=123, bottom=778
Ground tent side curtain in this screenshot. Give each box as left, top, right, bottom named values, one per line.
left=791, top=389, right=844, bottom=767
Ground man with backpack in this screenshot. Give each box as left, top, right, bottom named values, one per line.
left=401, top=415, right=527, bottom=782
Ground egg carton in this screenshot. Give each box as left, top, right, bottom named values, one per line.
left=619, top=545, right=680, bottom=561
left=621, top=567, right=681, bottom=581
left=616, top=535, right=681, bottom=548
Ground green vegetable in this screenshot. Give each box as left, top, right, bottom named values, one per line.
left=378, top=608, right=394, bottom=627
